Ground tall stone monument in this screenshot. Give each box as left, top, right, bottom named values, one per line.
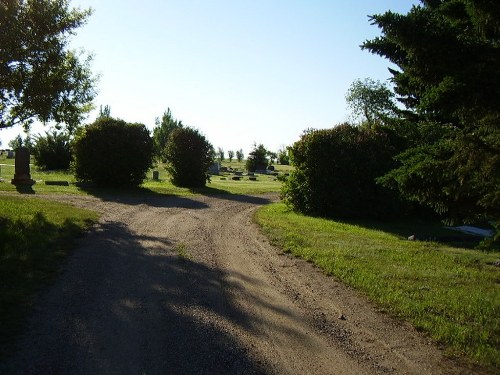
left=11, top=147, right=35, bottom=186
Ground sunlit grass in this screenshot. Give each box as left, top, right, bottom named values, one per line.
left=255, top=203, right=500, bottom=370
left=0, top=155, right=283, bottom=195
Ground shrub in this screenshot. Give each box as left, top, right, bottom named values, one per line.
left=281, top=123, right=405, bottom=219
left=32, top=131, right=72, bottom=170
left=246, top=144, right=269, bottom=172
left=164, top=127, right=214, bottom=187
left=72, top=117, right=153, bottom=187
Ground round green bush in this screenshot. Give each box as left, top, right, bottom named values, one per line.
left=281, top=123, right=405, bottom=219
left=164, top=127, right=214, bottom=187
left=72, top=117, right=153, bottom=187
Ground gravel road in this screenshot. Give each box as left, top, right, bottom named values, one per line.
left=1, top=193, right=476, bottom=374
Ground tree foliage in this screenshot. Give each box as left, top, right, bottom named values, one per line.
left=227, top=150, right=234, bottom=163
left=72, top=117, right=153, bottom=187
left=152, top=108, right=183, bottom=161
left=281, top=124, right=405, bottom=219
left=217, top=147, right=224, bottom=162
left=345, top=78, right=398, bottom=126
left=245, top=144, right=269, bottom=172
left=277, top=146, right=290, bottom=165
left=362, top=0, right=500, bottom=235
left=32, top=130, right=71, bottom=170
left=164, top=127, right=214, bottom=188
left=0, top=0, right=97, bottom=132
left=236, top=149, right=244, bottom=162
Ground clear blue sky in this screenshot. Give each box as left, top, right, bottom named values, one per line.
left=1, top=0, right=418, bottom=155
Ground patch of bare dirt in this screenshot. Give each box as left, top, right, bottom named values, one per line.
left=1, top=193, right=483, bottom=374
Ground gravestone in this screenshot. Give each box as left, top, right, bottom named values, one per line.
left=11, top=147, right=35, bottom=186
left=208, top=162, right=220, bottom=175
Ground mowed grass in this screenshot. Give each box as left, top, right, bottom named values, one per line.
left=0, top=155, right=283, bottom=195
left=0, top=196, right=98, bottom=359
left=255, top=203, right=500, bottom=370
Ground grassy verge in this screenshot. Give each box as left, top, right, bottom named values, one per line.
left=0, top=168, right=282, bottom=196
left=255, top=203, right=500, bottom=370
left=0, top=196, right=99, bottom=359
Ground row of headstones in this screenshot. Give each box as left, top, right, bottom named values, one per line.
left=0, top=150, right=15, bottom=158
left=208, top=162, right=279, bottom=176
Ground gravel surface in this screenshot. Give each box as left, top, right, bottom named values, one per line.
left=1, top=193, right=479, bottom=374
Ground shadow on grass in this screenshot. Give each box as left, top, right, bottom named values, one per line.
left=14, top=185, right=35, bottom=194
left=1, top=219, right=304, bottom=374
left=333, top=216, right=487, bottom=249
left=0, top=213, right=85, bottom=361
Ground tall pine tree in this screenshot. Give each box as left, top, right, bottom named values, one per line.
left=363, top=0, right=500, bottom=241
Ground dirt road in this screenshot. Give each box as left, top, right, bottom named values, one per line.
left=2, top=193, right=474, bottom=374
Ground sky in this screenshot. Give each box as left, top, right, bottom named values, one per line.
left=0, top=0, right=418, bottom=156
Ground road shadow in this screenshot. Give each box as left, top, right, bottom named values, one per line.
left=78, top=184, right=277, bottom=208
left=1, top=219, right=304, bottom=374
left=77, top=185, right=210, bottom=209
left=190, top=185, right=279, bottom=205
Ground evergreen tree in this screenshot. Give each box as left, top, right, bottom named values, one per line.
left=363, top=0, right=500, bottom=238
left=152, top=108, right=183, bottom=161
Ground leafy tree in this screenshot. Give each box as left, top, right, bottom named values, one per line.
left=362, top=0, right=500, bottom=238
left=267, top=151, right=277, bottom=164
left=8, top=133, right=33, bottom=151
left=72, top=117, right=153, bottom=187
left=281, top=124, right=405, bottom=219
left=164, top=127, right=214, bottom=187
left=152, top=108, right=183, bottom=161
left=0, top=0, right=97, bottom=132
left=97, top=105, right=111, bottom=119
left=32, top=130, right=71, bottom=170
left=227, top=150, right=235, bottom=163
left=236, top=149, right=244, bottom=162
left=277, top=146, right=290, bottom=165
left=345, top=78, right=398, bottom=126
left=217, top=147, right=225, bottom=162
left=246, top=143, right=268, bottom=172
left=8, top=135, right=24, bottom=150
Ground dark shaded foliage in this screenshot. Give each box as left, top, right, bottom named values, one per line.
left=32, top=131, right=71, bottom=170
left=164, top=127, right=214, bottom=188
left=72, top=117, right=153, bottom=187
left=282, top=124, right=406, bottom=219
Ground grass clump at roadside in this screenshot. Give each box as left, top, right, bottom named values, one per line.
left=255, top=203, right=500, bottom=370
left=0, top=196, right=98, bottom=359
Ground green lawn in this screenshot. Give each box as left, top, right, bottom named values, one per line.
left=0, top=196, right=98, bottom=359
left=255, top=203, right=500, bottom=371
left=0, top=154, right=284, bottom=195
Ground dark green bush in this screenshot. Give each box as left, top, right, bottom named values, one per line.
left=246, top=144, right=269, bottom=172
left=281, top=123, right=405, bottom=219
left=72, top=117, right=153, bottom=187
left=164, top=127, right=214, bottom=187
left=32, top=131, right=71, bottom=170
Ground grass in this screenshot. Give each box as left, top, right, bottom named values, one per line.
left=173, top=242, right=191, bottom=259
left=0, top=154, right=283, bottom=195
left=255, top=203, right=500, bottom=371
left=0, top=195, right=98, bottom=359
